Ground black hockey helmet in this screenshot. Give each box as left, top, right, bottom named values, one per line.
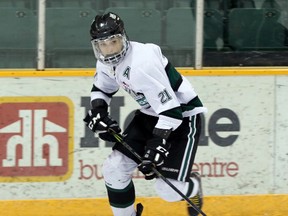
left=90, top=12, right=125, bottom=40
left=90, top=12, right=130, bottom=66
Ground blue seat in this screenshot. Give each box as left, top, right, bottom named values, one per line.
left=164, top=7, right=196, bottom=66
left=45, top=8, right=96, bottom=68
left=203, top=9, right=224, bottom=49
left=183, top=0, right=224, bottom=10
left=107, top=0, right=160, bottom=9
left=47, top=48, right=95, bottom=68
left=219, top=0, right=256, bottom=11
left=171, top=0, right=193, bottom=8
left=0, top=49, right=36, bottom=68
left=228, top=8, right=287, bottom=50
left=46, top=0, right=99, bottom=8
left=46, top=8, right=95, bottom=49
left=0, top=7, right=37, bottom=68
left=0, top=0, right=33, bottom=8
left=240, top=0, right=255, bottom=8
left=261, top=0, right=281, bottom=9
left=105, top=7, right=162, bottom=45
left=167, top=7, right=224, bottom=50
left=0, top=8, right=37, bottom=49
left=166, top=7, right=196, bottom=49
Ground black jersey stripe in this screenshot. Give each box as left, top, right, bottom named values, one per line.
left=178, top=115, right=196, bottom=182
left=91, top=84, right=118, bottom=98
left=159, top=106, right=183, bottom=120
left=165, top=62, right=183, bottom=91
left=181, top=96, right=203, bottom=112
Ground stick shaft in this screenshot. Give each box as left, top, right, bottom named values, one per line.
left=108, top=129, right=207, bottom=216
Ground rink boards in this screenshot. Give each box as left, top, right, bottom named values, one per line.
left=0, top=68, right=288, bottom=216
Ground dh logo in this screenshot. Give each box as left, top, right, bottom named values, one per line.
left=0, top=97, right=74, bottom=182
left=1, top=109, right=64, bottom=167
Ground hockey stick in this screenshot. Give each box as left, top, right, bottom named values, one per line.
left=107, top=128, right=207, bottom=216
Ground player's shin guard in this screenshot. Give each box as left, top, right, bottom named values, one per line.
left=106, top=180, right=136, bottom=216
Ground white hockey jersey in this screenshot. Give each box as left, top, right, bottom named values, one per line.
left=91, top=41, right=207, bottom=131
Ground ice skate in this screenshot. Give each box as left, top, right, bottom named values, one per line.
left=136, top=203, right=143, bottom=216
left=187, top=172, right=203, bottom=216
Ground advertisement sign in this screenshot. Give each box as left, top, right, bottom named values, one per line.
left=0, top=97, right=74, bottom=182
left=0, top=76, right=287, bottom=200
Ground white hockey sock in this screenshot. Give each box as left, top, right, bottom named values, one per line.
left=111, top=203, right=136, bottom=216
left=188, top=177, right=199, bottom=197
left=155, top=178, right=199, bottom=202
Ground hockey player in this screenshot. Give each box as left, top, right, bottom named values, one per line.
left=83, top=12, right=207, bottom=216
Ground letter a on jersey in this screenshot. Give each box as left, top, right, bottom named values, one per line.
left=123, top=66, right=130, bottom=79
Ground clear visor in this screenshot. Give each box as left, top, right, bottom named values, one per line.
left=91, top=34, right=128, bottom=66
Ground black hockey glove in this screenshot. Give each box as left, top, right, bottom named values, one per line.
left=138, top=128, right=172, bottom=180
left=83, top=107, right=121, bottom=142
